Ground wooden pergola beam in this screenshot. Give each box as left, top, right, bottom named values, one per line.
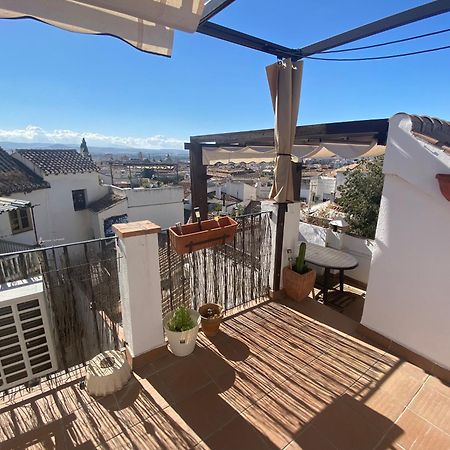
left=191, top=118, right=389, bottom=146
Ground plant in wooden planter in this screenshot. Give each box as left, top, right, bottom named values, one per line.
left=436, top=174, right=450, bottom=201
left=169, top=216, right=238, bottom=255
left=163, top=306, right=200, bottom=357
left=283, top=242, right=316, bottom=302
left=199, top=303, right=223, bottom=337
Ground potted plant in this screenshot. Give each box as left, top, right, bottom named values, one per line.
left=199, top=303, right=223, bottom=337
left=283, top=242, right=316, bottom=302
left=163, top=306, right=200, bottom=357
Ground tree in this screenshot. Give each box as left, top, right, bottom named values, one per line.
left=337, top=157, right=384, bottom=239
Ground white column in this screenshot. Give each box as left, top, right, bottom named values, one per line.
left=262, top=200, right=301, bottom=291
left=113, top=220, right=164, bottom=359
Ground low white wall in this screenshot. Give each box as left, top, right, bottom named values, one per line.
left=112, top=186, right=183, bottom=229
left=362, top=114, right=450, bottom=370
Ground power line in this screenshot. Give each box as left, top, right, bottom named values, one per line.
left=305, top=44, right=450, bottom=61
left=321, top=27, right=450, bottom=53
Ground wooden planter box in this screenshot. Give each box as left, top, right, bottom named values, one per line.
left=283, top=266, right=316, bottom=302
left=436, top=174, right=450, bottom=201
left=169, top=216, right=238, bottom=255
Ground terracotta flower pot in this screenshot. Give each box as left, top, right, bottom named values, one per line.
left=436, top=174, right=450, bottom=201
left=283, top=266, right=316, bottom=302
left=169, top=216, right=238, bottom=255
left=199, top=303, right=223, bottom=337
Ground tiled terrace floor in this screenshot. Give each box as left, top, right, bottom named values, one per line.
left=1, top=298, right=449, bottom=449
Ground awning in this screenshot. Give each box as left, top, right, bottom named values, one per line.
left=202, top=141, right=385, bottom=165
left=0, top=0, right=205, bottom=57
left=0, top=197, right=31, bottom=214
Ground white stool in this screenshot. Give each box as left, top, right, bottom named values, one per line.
left=85, top=350, right=131, bottom=397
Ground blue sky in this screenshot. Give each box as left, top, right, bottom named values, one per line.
left=0, top=0, right=449, bottom=149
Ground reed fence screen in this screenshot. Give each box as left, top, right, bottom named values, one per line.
left=158, top=212, right=272, bottom=317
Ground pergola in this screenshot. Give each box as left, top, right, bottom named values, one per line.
left=187, top=117, right=389, bottom=290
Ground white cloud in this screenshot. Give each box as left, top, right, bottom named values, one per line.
left=0, top=125, right=184, bottom=149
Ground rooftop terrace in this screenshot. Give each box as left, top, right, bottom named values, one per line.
left=1, top=297, right=448, bottom=450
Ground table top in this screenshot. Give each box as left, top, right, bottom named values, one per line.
left=304, top=242, right=358, bottom=270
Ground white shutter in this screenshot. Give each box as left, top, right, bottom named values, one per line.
left=0, top=278, right=57, bottom=391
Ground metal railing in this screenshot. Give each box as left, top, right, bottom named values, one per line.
left=0, top=237, right=122, bottom=375
left=158, top=212, right=272, bottom=317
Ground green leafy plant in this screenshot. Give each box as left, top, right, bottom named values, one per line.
left=167, top=306, right=195, bottom=332
left=295, top=242, right=310, bottom=275
left=337, top=157, right=384, bottom=239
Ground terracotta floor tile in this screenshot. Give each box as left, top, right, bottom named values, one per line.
left=203, top=413, right=278, bottom=450
left=64, top=398, right=124, bottom=447
left=287, top=424, right=337, bottom=450
left=344, top=376, right=408, bottom=424
left=205, top=333, right=252, bottom=365
left=307, top=394, right=401, bottom=450
left=192, top=345, right=235, bottom=380
left=302, top=353, right=363, bottom=395
left=110, top=377, right=168, bottom=428
left=379, top=409, right=431, bottom=450
left=364, top=361, right=427, bottom=407
left=99, top=407, right=200, bottom=450
left=411, top=424, right=450, bottom=450
left=242, top=373, right=336, bottom=449
left=408, top=384, right=450, bottom=434
left=171, top=383, right=237, bottom=441
left=214, top=357, right=277, bottom=412
left=0, top=416, right=68, bottom=450
left=424, top=375, right=450, bottom=399
left=152, top=354, right=212, bottom=404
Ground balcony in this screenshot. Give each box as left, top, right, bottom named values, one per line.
left=1, top=297, right=449, bottom=449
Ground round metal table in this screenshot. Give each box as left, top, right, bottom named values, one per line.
left=304, top=242, right=358, bottom=304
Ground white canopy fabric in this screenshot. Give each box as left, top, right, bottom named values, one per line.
left=0, top=0, right=204, bottom=56
left=266, top=59, right=303, bottom=203
left=202, top=141, right=385, bottom=165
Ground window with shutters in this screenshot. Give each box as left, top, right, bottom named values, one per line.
left=9, top=208, right=33, bottom=234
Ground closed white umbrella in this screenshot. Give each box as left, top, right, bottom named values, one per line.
left=266, top=59, right=303, bottom=203
left=0, top=0, right=204, bottom=56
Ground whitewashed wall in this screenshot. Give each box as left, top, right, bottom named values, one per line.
left=5, top=172, right=105, bottom=245
left=223, top=181, right=257, bottom=202
left=363, top=114, right=450, bottom=370
left=111, top=186, right=183, bottom=230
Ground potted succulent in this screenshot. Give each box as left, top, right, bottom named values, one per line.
left=163, top=306, right=200, bottom=357
left=199, top=303, right=223, bottom=337
left=283, top=242, right=316, bottom=302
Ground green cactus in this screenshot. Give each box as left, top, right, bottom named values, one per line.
left=295, top=242, right=309, bottom=275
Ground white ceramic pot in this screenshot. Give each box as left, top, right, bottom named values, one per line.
left=163, top=309, right=200, bottom=357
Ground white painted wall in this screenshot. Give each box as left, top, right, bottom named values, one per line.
left=309, top=176, right=336, bottom=203
left=3, top=171, right=105, bottom=246
left=362, top=114, right=450, bottom=369
left=222, top=181, right=257, bottom=202
left=111, top=186, right=183, bottom=230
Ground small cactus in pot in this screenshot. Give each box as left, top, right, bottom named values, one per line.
left=283, top=242, right=316, bottom=302
left=295, top=242, right=310, bottom=274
